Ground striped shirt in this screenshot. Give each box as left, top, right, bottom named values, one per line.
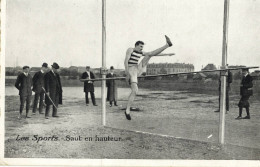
left=128, top=50, right=144, bottom=65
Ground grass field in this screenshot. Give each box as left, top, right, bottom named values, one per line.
left=4, top=87, right=260, bottom=159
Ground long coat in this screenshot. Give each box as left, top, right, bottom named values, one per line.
left=32, top=71, right=45, bottom=93
left=238, top=74, right=253, bottom=108
left=44, top=71, right=63, bottom=105
left=218, top=70, right=233, bottom=91
left=15, top=73, right=32, bottom=96
left=106, top=73, right=118, bottom=101
left=81, top=71, right=95, bottom=92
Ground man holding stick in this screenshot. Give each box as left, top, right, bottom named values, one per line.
left=124, top=35, right=174, bottom=120
left=44, top=62, right=63, bottom=119
left=32, top=63, right=48, bottom=115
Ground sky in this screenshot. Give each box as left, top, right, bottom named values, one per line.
left=5, top=0, right=260, bottom=71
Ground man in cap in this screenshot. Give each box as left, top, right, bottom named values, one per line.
left=236, top=68, right=253, bottom=119
left=32, top=63, right=49, bottom=115
left=15, top=66, right=33, bottom=119
left=81, top=66, right=97, bottom=106
left=106, top=66, right=118, bottom=107
left=44, top=62, right=63, bottom=119
left=124, top=35, right=174, bottom=120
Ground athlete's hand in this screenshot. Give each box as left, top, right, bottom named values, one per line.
left=125, top=74, right=130, bottom=85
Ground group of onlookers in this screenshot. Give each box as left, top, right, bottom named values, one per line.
left=80, top=65, right=118, bottom=107
left=15, top=64, right=118, bottom=119
left=215, top=68, right=254, bottom=119
left=15, top=62, right=62, bottom=119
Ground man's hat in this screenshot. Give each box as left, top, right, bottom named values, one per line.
left=23, top=66, right=30, bottom=69
left=42, top=63, right=48, bottom=68
left=86, top=66, right=90, bottom=69
left=51, top=62, right=59, bottom=69
left=110, top=66, right=114, bottom=70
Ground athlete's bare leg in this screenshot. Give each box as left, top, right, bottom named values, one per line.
left=126, top=83, right=138, bottom=115
left=146, top=44, right=169, bottom=57
left=145, top=35, right=172, bottom=57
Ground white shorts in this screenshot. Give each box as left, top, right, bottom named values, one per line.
left=128, top=55, right=151, bottom=84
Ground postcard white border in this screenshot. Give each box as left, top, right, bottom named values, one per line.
left=0, top=0, right=259, bottom=166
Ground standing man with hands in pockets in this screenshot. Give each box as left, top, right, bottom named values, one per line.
left=15, top=66, right=33, bottom=119
left=81, top=66, right=98, bottom=106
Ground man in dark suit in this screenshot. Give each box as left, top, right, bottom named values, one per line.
left=32, top=63, right=48, bottom=115
left=106, top=66, right=118, bottom=107
left=44, top=62, right=63, bottom=119
left=15, top=66, right=33, bottom=119
left=236, top=68, right=253, bottom=119
left=81, top=66, right=97, bottom=106
left=215, top=70, right=233, bottom=113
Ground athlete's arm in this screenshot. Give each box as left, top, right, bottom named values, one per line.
left=155, top=53, right=175, bottom=56
left=124, top=48, right=133, bottom=74
left=143, top=52, right=174, bottom=57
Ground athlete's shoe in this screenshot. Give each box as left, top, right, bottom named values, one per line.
left=165, top=35, right=172, bottom=47
left=125, top=111, right=131, bottom=120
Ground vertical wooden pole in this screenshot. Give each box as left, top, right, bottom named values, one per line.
left=101, top=0, right=106, bottom=126
left=219, top=0, right=230, bottom=144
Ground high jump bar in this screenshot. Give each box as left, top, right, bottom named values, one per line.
left=79, top=66, right=259, bottom=82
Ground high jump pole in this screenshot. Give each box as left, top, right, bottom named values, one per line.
left=219, top=0, right=230, bottom=144
left=101, top=0, right=106, bottom=126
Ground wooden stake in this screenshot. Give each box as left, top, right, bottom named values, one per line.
left=219, top=0, right=230, bottom=144
left=101, top=0, right=106, bottom=126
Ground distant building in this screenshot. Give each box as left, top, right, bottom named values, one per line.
left=5, top=66, right=126, bottom=79
left=202, top=64, right=217, bottom=71
left=201, top=64, right=218, bottom=76
left=146, top=63, right=194, bottom=75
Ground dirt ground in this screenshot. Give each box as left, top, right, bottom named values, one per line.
left=4, top=89, right=260, bottom=159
